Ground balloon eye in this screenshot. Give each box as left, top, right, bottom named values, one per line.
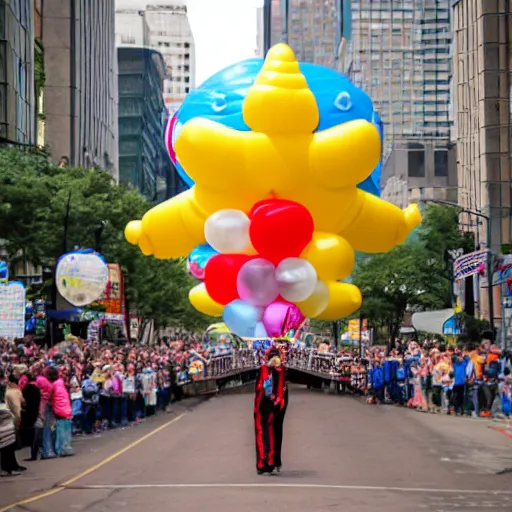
left=212, top=97, right=228, bottom=112
left=334, top=91, right=352, bottom=111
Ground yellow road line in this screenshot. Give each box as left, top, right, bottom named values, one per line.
left=0, top=413, right=185, bottom=512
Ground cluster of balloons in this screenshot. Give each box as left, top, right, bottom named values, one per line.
left=189, top=198, right=355, bottom=338
left=125, top=43, right=422, bottom=339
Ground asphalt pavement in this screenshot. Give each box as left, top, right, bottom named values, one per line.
left=1, top=386, right=512, bottom=512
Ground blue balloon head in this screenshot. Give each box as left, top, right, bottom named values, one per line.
left=165, top=58, right=383, bottom=195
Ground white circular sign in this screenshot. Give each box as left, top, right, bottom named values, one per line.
left=56, top=251, right=109, bottom=307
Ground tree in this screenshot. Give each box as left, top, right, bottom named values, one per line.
left=0, top=147, right=214, bottom=332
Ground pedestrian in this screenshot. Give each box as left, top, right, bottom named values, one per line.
left=20, top=373, right=41, bottom=448
left=254, top=347, right=286, bottom=475
left=0, top=376, right=25, bottom=476
left=47, top=367, right=74, bottom=457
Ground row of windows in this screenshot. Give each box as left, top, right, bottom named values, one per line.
left=408, top=150, right=449, bottom=178
left=155, top=41, right=190, bottom=49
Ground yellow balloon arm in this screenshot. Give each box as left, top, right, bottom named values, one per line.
left=338, top=191, right=422, bottom=253
left=175, top=118, right=246, bottom=189
left=310, top=120, right=381, bottom=188
left=125, top=189, right=207, bottom=259
left=315, top=282, right=362, bottom=321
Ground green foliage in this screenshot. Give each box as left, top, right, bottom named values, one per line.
left=35, top=45, right=46, bottom=93
left=0, top=147, right=213, bottom=331
left=352, top=204, right=474, bottom=340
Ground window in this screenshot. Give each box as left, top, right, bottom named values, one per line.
left=185, top=87, right=190, bottom=93
left=408, top=149, right=425, bottom=177
left=434, top=150, right=448, bottom=177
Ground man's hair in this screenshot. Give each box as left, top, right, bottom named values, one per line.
left=8, top=373, right=19, bottom=385
left=47, top=367, right=59, bottom=382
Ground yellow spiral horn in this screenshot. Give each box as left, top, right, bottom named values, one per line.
left=242, top=43, right=319, bottom=134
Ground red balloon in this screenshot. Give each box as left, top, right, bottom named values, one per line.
left=204, top=254, right=253, bottom=305
left=249, top=199, right=314, bottom=263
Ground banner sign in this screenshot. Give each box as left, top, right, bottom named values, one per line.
left=0, top=282, right=26, bottom=339
left=453, top=249, right=488, bottom=280
left=99, top=264, right=125, bottom=315
left=348, top=318, right=367, bottom=341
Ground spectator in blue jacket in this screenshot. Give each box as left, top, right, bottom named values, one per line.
left=452, top=348, right=469, bottom=415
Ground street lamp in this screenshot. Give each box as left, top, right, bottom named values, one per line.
left=420, top=199, right=494, bottom=330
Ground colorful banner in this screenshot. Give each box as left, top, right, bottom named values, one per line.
left=0, top=282, right=26, bottom=339
left=348, top=318, right=367, bottom=341
left=99, top=264, right=125, bottom=315
left=453, top=249, right=488, bottom=280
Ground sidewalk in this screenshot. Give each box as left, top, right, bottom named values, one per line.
left=0, top=397, right=207, bottom=509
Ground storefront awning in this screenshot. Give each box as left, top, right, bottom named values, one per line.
left=411, top=309, right=455, bottom=335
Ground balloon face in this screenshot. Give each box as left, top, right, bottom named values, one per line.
left=236, top=258, right=279, bottom=307
left=187, top=244, right=218, bottom=280
left=295, top=280, right=330, bottom=318
left=275, top=257, right=317, bottom=302
left=223, top=299, right=263, bottom=338
left=165, top=58, right=383, bottom=197
left=262, top=300, right=305, bottom=338
left=204, top=254, right=253, bottom=305
left=204, top=209, right=252, bottom=254
left=249, top=199, right=314, bottom=264
left=56, top=251, right=109, bottom=307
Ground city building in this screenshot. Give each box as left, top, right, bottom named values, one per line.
left=42, top=0, right=118, bottom=178
left=33, top=0, right=44, bottom=147
left=349, top=0, right=455, bottom=207
left=451, top=0, right=511, bottom=322
left=256, top=6, right=264, bottom=57
left=452, top=0, right=511, bottom=252
left=115, top=7, right=150, bottom=47
left=144, top=1, right=196, bottom=116
left=270, top=0, right=339, bottom=67
left=0, top=0, right=36, bottom=145
left=269, top=1, right=456, bottom=208
left=115, top=4, right=186, bottom=201
left=118, top=46, right=171, bottom=201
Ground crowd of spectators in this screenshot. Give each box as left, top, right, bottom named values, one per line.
left=366, top=339, right=511, bottom=418
left=0, top=332, right=205, bottom=477
left=2, top=332, right=511, bottom=477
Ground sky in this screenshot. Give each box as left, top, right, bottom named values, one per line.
left=187, top=0, right=263, bottom=85
left=115, top=0, right=263, bottom=86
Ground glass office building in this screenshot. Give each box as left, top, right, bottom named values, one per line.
left=350, top=0, right=452, bottom=151
left=268, top=0, right=456, bottom=208
left=0, top=0, right=36, bottom=145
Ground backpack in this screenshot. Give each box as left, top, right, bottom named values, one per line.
left=82, top=380, right=97, bottom=401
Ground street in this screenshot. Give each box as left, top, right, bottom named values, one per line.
left=1, top=386, right=512, bottom=512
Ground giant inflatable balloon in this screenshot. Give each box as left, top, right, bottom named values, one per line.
left=126, top=44, right=421, bottom=337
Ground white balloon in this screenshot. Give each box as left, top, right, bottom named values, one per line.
left=276, top=257, right=317, bottom=302
left=204, top=209, right=252, bottom=254
left=56, top=251, right=109, bottom=307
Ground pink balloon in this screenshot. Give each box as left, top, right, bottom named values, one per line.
left=236, top=258, right=279, bottom=307
left=262, top=300, right=305, bottom=338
